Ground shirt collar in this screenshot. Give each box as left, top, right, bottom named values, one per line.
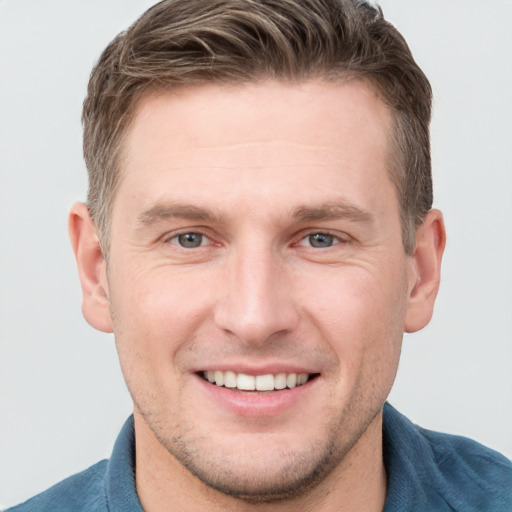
left=105, top=416, right=145, bottom=511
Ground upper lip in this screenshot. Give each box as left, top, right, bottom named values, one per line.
left=193, top=362, right=320, bottom=375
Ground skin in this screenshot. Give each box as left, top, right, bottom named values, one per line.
left=70, top=80, right=445, bottom=511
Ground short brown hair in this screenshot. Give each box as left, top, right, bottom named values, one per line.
left=83, top=0, right=432, bottom=255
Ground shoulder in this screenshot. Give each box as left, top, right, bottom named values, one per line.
left=5, top=416, right=140, bottom=512
left=5, top=460, right=109, bottom=512
left=419, top=426, right=512, bottom=508
left=383, top=403, right=512, bottom=511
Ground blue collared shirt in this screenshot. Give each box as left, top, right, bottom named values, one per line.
left=7, top=404, right=512, bottom=511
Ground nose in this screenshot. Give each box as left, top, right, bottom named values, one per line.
left=213, top=244, right=299, bottom=346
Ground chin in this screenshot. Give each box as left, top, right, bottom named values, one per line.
left=144, top=413, right=362, bottom=504
left=171, top=439, right=344, bottom=503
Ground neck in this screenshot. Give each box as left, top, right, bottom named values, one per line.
left=134, top=410, right=387, bottom=512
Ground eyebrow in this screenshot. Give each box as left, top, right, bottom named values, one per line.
left=137, top=200, right=374, bottom=227
left=137, top=203, right=224, bottom=226
left=292, top=201, right=374, bottom=223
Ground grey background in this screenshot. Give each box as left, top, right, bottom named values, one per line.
left=1, top=0, right=511, bottom=508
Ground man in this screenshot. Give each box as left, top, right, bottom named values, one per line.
left=6, top=0, right=511, bottom=510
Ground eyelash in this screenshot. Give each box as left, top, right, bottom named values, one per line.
left=165, top=230, right=346, bottom=250
left=166, top=230, right=213, bottom=249
left=296, top=231, right=344, bottom=249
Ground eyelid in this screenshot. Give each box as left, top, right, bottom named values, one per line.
left=294, top=230, right=347, bottom=247
left=160, top=228, right=350, bottom=249
left=163, top=229, right=215, bottom=247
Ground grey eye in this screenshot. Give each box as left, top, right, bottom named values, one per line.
left=308, top=233, right=335, bottom=248
left=176, top=233, right=205, bottom=248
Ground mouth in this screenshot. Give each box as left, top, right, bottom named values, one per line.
left=199, top=370, right=319, bottom=392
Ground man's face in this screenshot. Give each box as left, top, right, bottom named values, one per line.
left=104, top=81, right=416, bottom=499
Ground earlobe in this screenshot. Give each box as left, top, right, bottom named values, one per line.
left=404, top=209, right=446, bottom=333
left=69, top=202, right=113, bottom=333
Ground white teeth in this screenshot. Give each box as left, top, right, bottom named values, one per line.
left=224, top=370, right=237, bottom=388
left=203, top=371, right=313, bottom=391
left=255, top=374, right=274, bottom=391
left=297, top=373, right=308, bottom=386
left=237, top=373, right=255, bottom=390
left=274, top=373, right=287, bottom=390
left=214, top=370, right=224, bottom=386
left=286, top=373, right=297, bottom=388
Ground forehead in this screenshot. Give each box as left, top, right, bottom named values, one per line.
left=126, top=79, right=391, bottom=155
left=117, top=80, right=395, bottom=220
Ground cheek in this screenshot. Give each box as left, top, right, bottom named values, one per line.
left=298, top=263, right=407, bottom=368
left=111, top=261, right=211, bottom=330
left=109, top=273, right=201, bottom=414
left=108, top=263, right=217, bottom=388
left=306, top=263, right=405, bottom=321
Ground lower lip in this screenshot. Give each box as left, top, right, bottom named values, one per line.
left=194, top=374, right=318, bottom=418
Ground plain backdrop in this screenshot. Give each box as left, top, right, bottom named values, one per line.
left=1, top=0, right=511, bottom=508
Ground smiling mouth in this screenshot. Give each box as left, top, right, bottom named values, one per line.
left=200, top=371, right=319, bottom=392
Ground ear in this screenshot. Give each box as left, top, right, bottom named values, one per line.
left=69, top=202, right=113, bottom=333
left=404, top=209, right=446, bottom=333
